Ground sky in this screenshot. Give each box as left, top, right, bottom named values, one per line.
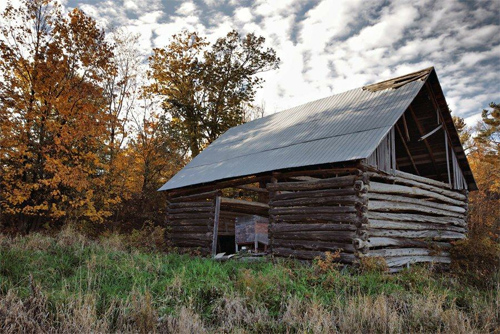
left=2, top=0, right=499, bottom=125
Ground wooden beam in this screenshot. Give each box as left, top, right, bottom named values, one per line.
left=220, top=197, right=269, bottom=209
left=167, top=175, right=269, bottom=197
left=425, top=81, right=455, bottom=146
left=267, top=174, right=358, bottom=191
left=368, top=174, right=466, bottom=201
left=395, top=122, right=420, bottom=175
left=425, top=81, right=456, bottom=187
left=392, top=169, right=451, bottom=189
left=258, top=180, right=268, bottom=203
left=288, top=176, right=321, bottom=181
left=408, top=105, right=443, bottom=180
left=211, top=196, right=221, bottom=258
left=235, top=185, right=268, bottom=193
left=402, top=113, right=410, bottom=141
left=272, top=165, right=362, bottom=179
left=170, top=190, right=221, bottom=203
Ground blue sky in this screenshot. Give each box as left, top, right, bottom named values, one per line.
left=3, top=0, right=499, bottom=125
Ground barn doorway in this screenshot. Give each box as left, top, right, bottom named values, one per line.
left=213, top=197, right=269, bottom=256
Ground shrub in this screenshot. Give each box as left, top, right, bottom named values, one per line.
left=313, top=250, right=342, bottom=274
left=450, top=235, right=500, bottom=288
left=124, top=221, right=166, bottom=252
left=358, top=256, right=388, bottom=274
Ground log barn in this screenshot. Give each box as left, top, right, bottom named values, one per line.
left=159, top=67, right=476, bottom=271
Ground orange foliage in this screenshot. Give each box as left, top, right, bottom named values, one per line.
left=466, top=103, right=500, bottom=239
left=451, top=108, right=500, bottom=286
left=467, top=149, right=500, bottom=238
left=0, top=1, right=116, bottom=231
left=0, top=1, right=187, bottom=233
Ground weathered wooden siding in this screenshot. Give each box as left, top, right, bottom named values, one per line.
left=165, top=162, right=469, bottom=271
left=355, top=168, right=468, bottom=271
left=267, top=167, right=368, bottom=263
left=166, top=190, right=219, bottom=255
left=367, top=128, right=396, bottom=173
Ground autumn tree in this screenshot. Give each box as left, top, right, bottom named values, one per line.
left=0, top=0, right=116, bottom=231
left=99, top=30, right=147, bottom=224
left=112, top=95, right=186, bottom=227
left=453, top=106, right=500, bottom=239
left=451, top=108, right=499, bottom=286
left=476, top=102, right=500, bottom=158
left=470, top=103, right=500, bottom=238
left=146, top=30, right=280, bottom=157
left=104, top=30, right=144, bottom=160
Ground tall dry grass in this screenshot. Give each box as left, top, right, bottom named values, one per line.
left=0, top=229, right=498, bottom=333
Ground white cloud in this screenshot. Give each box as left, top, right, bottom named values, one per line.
left=123, top=0, right=138, bottom=10
left=139, top=11, right=163, bottom=24
left=234, top=7, right=252, bottom=23
left=176, top=1, right=196, bottom=16
left=346, top=6, right=419, bottom=52
left=48, top=0, right=499, bottom=122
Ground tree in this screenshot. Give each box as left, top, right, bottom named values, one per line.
left=452, top=116, right=472, bottom=151
left=476, top=102, right=500, bottom=157
left=104, top=30, right=143, bottom=160
left=146, top=30, right=280, bottom=157
left=453, top=104, right=500, bottom=239
left=0, top=0, right=116, bottom=231
left=110, top=95, right=186, bottom=229
left=100, top=30, right=146, bottom=225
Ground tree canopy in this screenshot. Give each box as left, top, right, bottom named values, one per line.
left=0, top=0, right=117, bottom=231
left=146, top=30, right=280, bottom=156
left=0, top=1, right=279, bottom=232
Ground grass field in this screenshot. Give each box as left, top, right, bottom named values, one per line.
left=0, top=229, right=498, bottom=333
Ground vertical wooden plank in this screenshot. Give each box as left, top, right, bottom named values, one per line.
left=165, top=197, right=171, bottom=246
left=402, top=113, right=410, bottom=141
left=445, top=132, right=451, bottom=187
left=391, top=127, right=396, bottom=173
left=258, top=180, right=268, bottom=203
left=396, top=123, right=420, bottom=175
left=268, top=177, right=278, bottom=257
left=211, top=195, right=221, bottom=257
left=409, top=105, right=442, bottom=180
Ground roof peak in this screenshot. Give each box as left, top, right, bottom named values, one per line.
left=362, top=67, right=434, bottom=92
left=271, top=67, right=436, bottom=118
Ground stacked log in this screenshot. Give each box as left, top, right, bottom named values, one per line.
left=267, top=168, right=368, bottom=263
left=166, top=190, right=219, bottom=255
left=355, top=169, right=468, bottom=271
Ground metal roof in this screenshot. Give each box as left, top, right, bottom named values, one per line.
left=159, top=74, right=426, bottom=191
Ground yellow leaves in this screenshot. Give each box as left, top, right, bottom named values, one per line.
left=7, top=188, right=31, bottom=206
left=0, top=0, right=118, bottom=229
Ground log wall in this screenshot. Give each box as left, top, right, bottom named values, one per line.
left=165, top=163, right=469, bottom=271
left=267, top=167, right=368, bottom=264
left=356, top=168, right=468, bottom=271
left=166, top=190, right=219, bottom=255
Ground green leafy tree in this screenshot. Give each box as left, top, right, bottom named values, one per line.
left=146, top=30, right=280, bottom=157
left=452, top=116, right=472, bottom=151
left=476, top=102, right=500, bottom=157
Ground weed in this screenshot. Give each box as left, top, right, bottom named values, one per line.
left=0, top=232, right=498, bottom=333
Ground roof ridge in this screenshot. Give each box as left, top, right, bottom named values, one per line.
left=362, top=67, right=434, bottom=92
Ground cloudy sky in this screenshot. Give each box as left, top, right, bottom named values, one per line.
left=3, top=0, right=500, bottom=125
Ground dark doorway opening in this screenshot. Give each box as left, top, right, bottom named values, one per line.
left=217, top=235, right=236, bottom=254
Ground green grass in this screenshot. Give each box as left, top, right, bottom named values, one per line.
left=0, top=231, right=498, bottom=333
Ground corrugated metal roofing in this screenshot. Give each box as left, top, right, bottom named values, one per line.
left=159, top=76, right=426, bottom=191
